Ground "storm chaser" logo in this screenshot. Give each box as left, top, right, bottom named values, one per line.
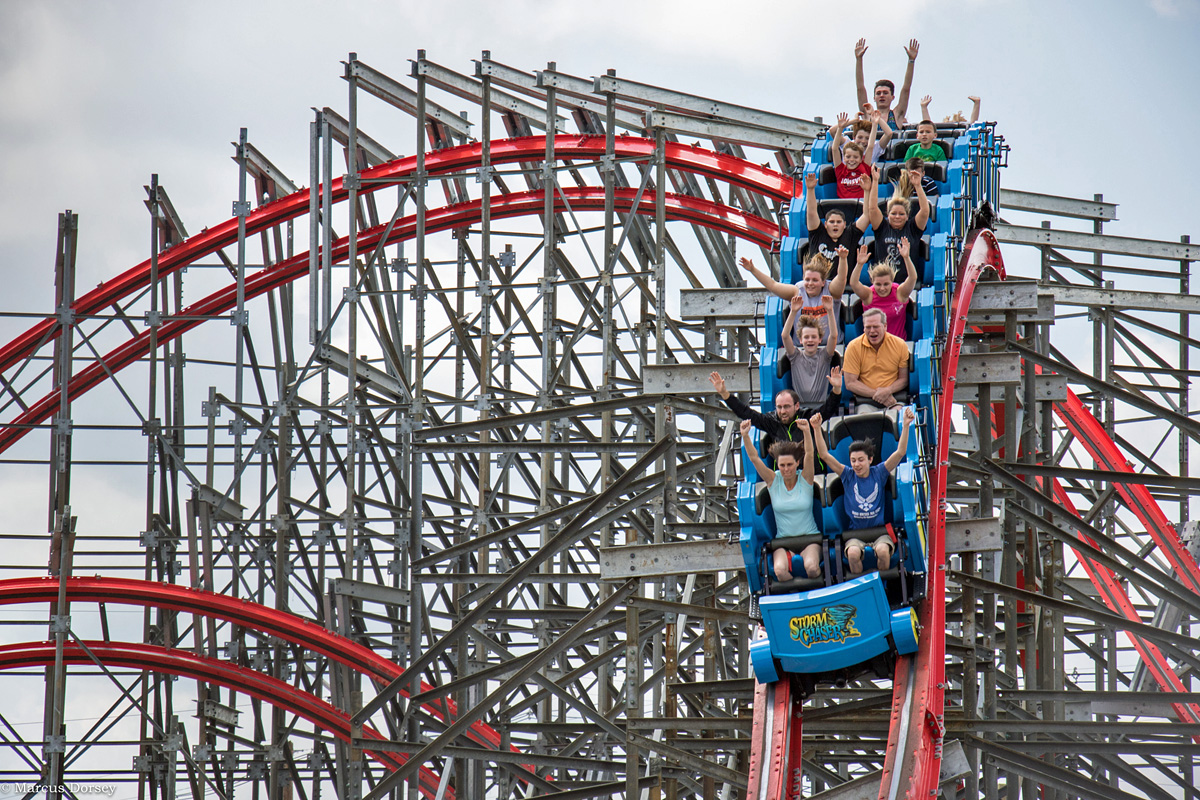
left=789, top=604, right=861, bottom=648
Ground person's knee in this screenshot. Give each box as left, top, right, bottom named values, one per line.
left=773, top=550, right=793, bottom=580
left=846, top=545, right=864, bottom=574
left=875, top=542, right=892, bottom=569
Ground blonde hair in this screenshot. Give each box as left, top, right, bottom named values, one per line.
left=895, top=158, right=925, bottom=200
left=802, top=253, right=831, bottom=279
left=869, top=262, right=897, bottom=280
left=886, top=196, right=911, bottom=218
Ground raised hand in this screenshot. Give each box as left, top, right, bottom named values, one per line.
left=796, top=418, right=811, bottom=430
left=740, top=419, right=753, bottom=437
left=857, top=243, right=871, bottom=263
left=967, top=95, right=980, bottom=104
left=855, top=38, right=868, bottom=59
left=836, top=244, right=849, bottom=259
left=821, top=293, right=835, bottom=310
left=921, top=94, right=932, bottom=107
left=871, top=163, right=881, bottom=182
left=903, top=406, right=916, bottom=425
left=738, top=256, right=754, bottom=272
left=898, top=236, right=911, bottom=257
left=828, top=366, right=843, bottom=389
left=858, top=174, right=872, bottom=193
left=708, top=371, right=727, bottom=395
left=835, top=111, right=851, bottom=128
left=904, top=39, right=920, bottom=60
left=790, top=294, right=804, bottom=312
left=805, top=172, right=818, bottom=191
left=809, top=411, right=823, bottom=427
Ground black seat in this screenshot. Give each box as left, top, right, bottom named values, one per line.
left=829, top=412, right=899, bottom=452
left=885, top=138, right=951, bottom=162
left=894, top=124, right=965, bottom=140
left=755, top=481, right=770, bottom=515
left=816, top=198, right=864, bottom=221
left=883, top=162, right=947, bottom=184
left=877, top=197, right=937, bottom=225
left=845, top=295, right=916, bottom=338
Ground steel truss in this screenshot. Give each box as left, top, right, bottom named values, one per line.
left=0, top=51, right=1195, bottom=800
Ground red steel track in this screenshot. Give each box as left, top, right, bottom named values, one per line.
left=875, top=230, right=1200, bottom=798
left=877, top=228, right=1006, bottom=799
left=0, top=185, right=777, bottom=455
left=886, top=231, right=1200, bottom=796
left=1049, top=483, right=1200, bottom=734
left=0, top=576, right=521, bottom=753
left=1053, top=391, right=1200, bottom=595
left=0, top=576, right=552, bottom=790
left=0, top=640, right=448, bottom=799
left=0, top=135, right=789, bottom=378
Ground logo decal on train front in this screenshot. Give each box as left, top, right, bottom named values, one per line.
left=788, top=604, right=861, bottom=648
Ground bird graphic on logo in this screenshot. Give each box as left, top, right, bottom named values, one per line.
left=789, top=604, right=862, bottom=647
left=853, top=482, right=879, bottom=512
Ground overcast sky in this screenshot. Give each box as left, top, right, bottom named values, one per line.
left=2, top=0, right=1198, bottom=316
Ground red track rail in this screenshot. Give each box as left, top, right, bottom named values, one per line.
left=0, top=136, right=789, bottom=378
left=1053, top=391, right=1200, bottom=595
left=879, top=229, right=1006, bottom=800
left=879, top=231, right=1200, bottom=797
left=0, top=577, right=518, bottom=755
left=1048, top=484, right=1200, bottom=734
left=0, top=186, right=775, bottom=455
left=0, top=640, right=448, bottom=799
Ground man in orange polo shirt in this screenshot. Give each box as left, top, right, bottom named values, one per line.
left=843, top=308, right=908, bottom=411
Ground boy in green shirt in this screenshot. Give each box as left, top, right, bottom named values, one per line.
left=904, top=120, right=947, bottom=162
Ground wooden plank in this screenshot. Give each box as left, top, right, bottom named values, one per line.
left=679, top=287, right=769, bottom=322
left=945, top=517, right=1004, bottom=553
left=953, top=352, right=1022, bottom=386
left=600, top=539, right=745, bottom=580
left=643, top=362, right=752, bottom=394
left=955, top=375, right=1067, bottom=403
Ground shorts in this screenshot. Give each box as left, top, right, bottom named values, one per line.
left=844, top=534, right=892, bottom=552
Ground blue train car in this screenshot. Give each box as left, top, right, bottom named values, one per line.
left=750, top=574, right=918, bottom=683
left=738, top=116, right=974, bottom=688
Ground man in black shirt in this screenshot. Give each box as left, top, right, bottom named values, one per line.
left=709, top=369, right=842, bottom=457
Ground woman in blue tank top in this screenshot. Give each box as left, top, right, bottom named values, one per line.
left=740, top=419, right=822, bottom=581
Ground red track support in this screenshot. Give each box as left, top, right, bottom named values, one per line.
left=0, top=186, right=775, bottom=455
left=880, top=229, right=1006, bottom=800
left=0, top=640, right=449, bottom=799
left=0, top=136, right=789, bottom=378
left=0, top=577, right=525, bottom=759
left=1048, top=484, right=1200, bottom=734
